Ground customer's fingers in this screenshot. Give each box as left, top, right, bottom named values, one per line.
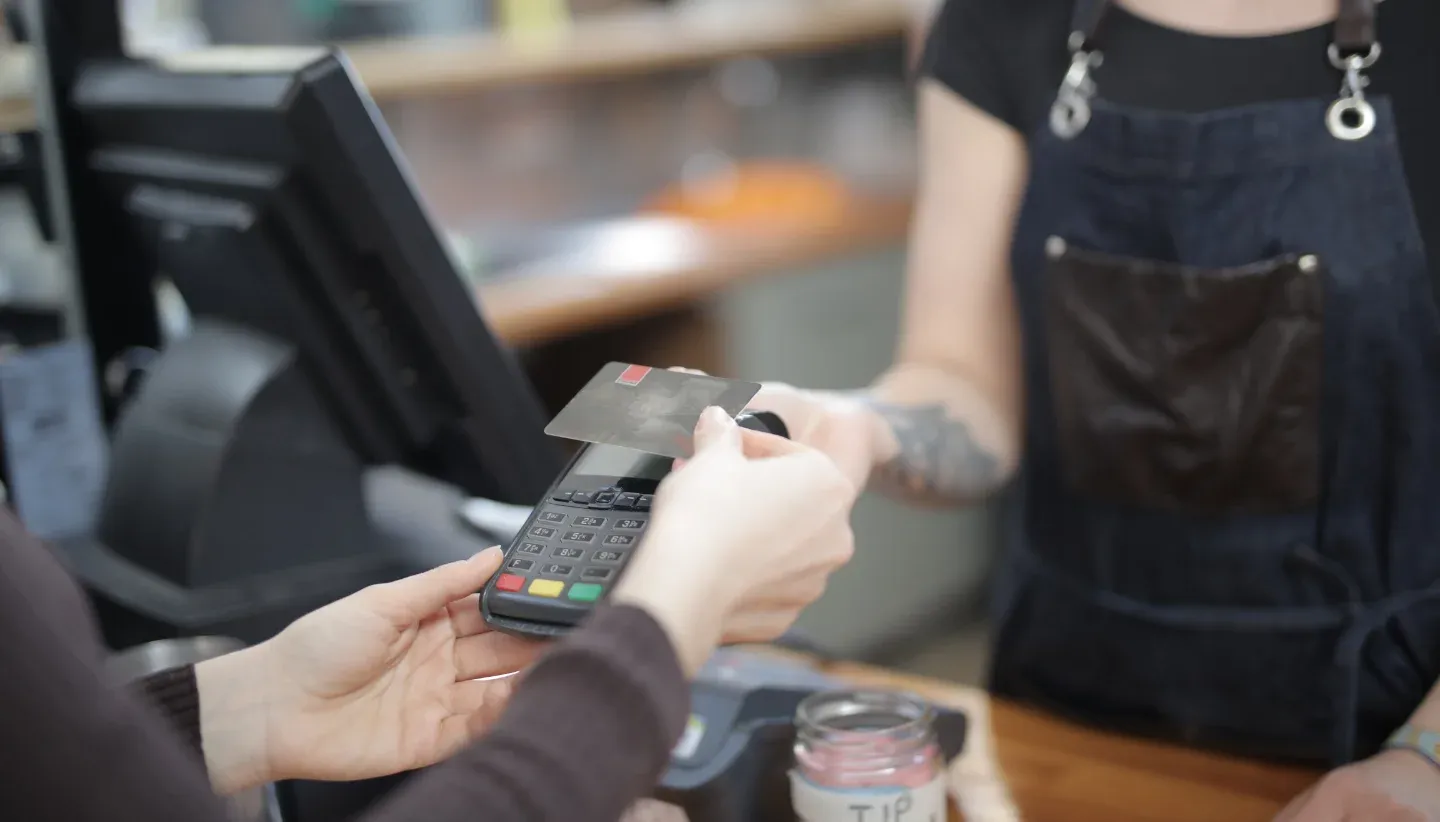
left=766, top=450, right=858, bottom=504
left=452, top=674, right=520, bottom=731
left=729, top=576, right=832, bottom=612
left=738, top=427, right=805, bottom=458
left=673, top=426, right=790, bottom=468
left=720, top=610, right=801, bottom=645
left=447, top=594, right=488, bottom=636
left=363, top=547, right=503, bottom=628
left=453, top=631, right=542, bottom=681
left=692, top=406, right=741, bottom=455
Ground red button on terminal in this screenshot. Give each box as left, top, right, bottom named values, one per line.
left=496, top=573, right=525, bottom=592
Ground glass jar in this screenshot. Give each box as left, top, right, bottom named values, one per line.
left=791, top=690, right=948, bottom=822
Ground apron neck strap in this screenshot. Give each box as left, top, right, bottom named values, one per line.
left=1067, top=0, right=1379, bottom=56
left=1067, top=0, right=1109, bottom=53
left=1335, top=0, right=1377, bottom=56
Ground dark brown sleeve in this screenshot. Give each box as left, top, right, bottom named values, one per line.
left=0, top=504, right=690, bottom=822
left=367, top=604, right=691, bottom=822
left=136, top=607, right=689, bottom=816
left=135, top=666, right=206, bottom=767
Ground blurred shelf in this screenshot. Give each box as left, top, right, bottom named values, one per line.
left=347, top=0, right=914, bottom=101
left=479, top=193, right=913, bottom=347
left=0, top=0, right=914, bottom=130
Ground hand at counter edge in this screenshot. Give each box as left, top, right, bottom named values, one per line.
left=1274, top=747, right=1440, bottom=821
left=194, top=548, right=544, bottom=794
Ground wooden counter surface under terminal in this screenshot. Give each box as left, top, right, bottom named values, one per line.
left=623, top=658, right=1321, bottom=822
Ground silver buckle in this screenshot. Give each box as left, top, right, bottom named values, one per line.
left=1049, top=33, right=1102, bottom=140
left=1325, top=43, right=1381, bottom=141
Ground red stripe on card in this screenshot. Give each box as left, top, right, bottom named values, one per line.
left=616, top=364, right=651, bottom=385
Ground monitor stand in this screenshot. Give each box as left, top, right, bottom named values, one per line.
left=52, top=319, right=505, bottom=822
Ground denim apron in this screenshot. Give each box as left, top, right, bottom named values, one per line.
left=992, top=0, right=1440, bottom=765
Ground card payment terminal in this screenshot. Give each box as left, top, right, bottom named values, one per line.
left=481, top=411, right=788, bottom=638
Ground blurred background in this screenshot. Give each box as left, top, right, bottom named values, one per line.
left=0, top=0, right=992, bottom=683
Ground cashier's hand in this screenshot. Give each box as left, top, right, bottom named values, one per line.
left=1274, top=750, right=1440, bottom=821
left=613, top=406, right=857, bottom=675
left=195, top=549, right=542, bottom=794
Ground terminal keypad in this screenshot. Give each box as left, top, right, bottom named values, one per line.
left=494, top=484, right=650, bottom=610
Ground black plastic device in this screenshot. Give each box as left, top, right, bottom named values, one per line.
left=67, top=49, right=560, bottom=503
left=482, top=411, right=789, bottom=638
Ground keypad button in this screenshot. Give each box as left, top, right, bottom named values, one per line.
left=636, top=495, right=653, bottom=511
left=507, top=558, right=534, bottom=571
left=563, top=531, right=596, bottom=543
left=595, top=551, right=623, bottom=563
left=528, top=579, right=564, bottom=598
left=591, top=491, right=618, bottom=508
left=582, top=568, right=613, bottom=581
left=554, top=547, right=584, bottom=559
left=573, top=515, right=606, bottom=528
left=518, top=542, right=545, bottom=555
left=528, top=526, right=557, bottom=539
left=570, top=491, right=593, bottom=505
left=538, top=511, right=567, bottom=524
left=496, top=573, right=525, bottom=592
left=568, top=583, right=604, bottom=603
left=543, top=564, right=574, bottom=576
left=615, top=518, right=645, bottom=531
left=551, top=491, right=574, bottom=503
left=603, top=534, right=635, bottom=546
left=615, top=493, right=640, bottom=510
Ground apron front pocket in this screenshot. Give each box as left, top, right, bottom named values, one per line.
left=1045, top=238, right=1324, bottom=514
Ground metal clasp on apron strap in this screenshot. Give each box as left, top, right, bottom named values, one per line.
left=1050, top=33, right=1102, bottom=140
left=1326, top=42, right=1381, bottom=141
left=1050, top=0, right=1382, bottom=142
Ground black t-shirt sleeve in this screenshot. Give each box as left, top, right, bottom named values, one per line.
left=920, top=0, right=1020, bottom=128
left=919, top=0, right=1074, bottom=136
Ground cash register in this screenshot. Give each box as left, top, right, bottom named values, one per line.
left=26, top=3, right=967, bottom=819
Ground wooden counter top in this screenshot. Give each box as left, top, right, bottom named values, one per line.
left=826, top=662, right=1321, bottom=822
left=0, top=0, right=916, bottom=132
left=476, top=195, right=913, bottom=347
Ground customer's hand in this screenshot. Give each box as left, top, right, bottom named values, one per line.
left=747, top=381, right=882, bottom=487
left=613, top=406, right=858, bottom=674
left=1273, top=749, right=1440, bottom=821
left=195, top=550, right=542, bottom=794
left=668, top=369, right=880, bottom=489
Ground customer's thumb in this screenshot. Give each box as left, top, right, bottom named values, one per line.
left=368, top=547, right=503, bottom=627
left=692, top=406, right=740, bottom=455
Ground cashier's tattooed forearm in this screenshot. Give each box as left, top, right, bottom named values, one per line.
left=863, top=401, right=1004, bottom=503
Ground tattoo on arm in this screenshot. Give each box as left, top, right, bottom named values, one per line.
left=862, top=401, right=1005, bottom=502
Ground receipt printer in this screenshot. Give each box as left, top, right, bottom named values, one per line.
left=655, top=651, right=968, bottom=822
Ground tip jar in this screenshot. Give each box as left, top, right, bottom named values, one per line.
left=791, top=690, right=949, bottom=822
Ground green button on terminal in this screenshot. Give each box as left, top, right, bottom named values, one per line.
left=567, top=583, right=604, bottom=602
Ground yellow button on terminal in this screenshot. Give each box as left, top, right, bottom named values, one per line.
left=528, top=579, right=565, bottom=598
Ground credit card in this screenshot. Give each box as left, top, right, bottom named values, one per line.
left=545, top=363, right=761, bottom=458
